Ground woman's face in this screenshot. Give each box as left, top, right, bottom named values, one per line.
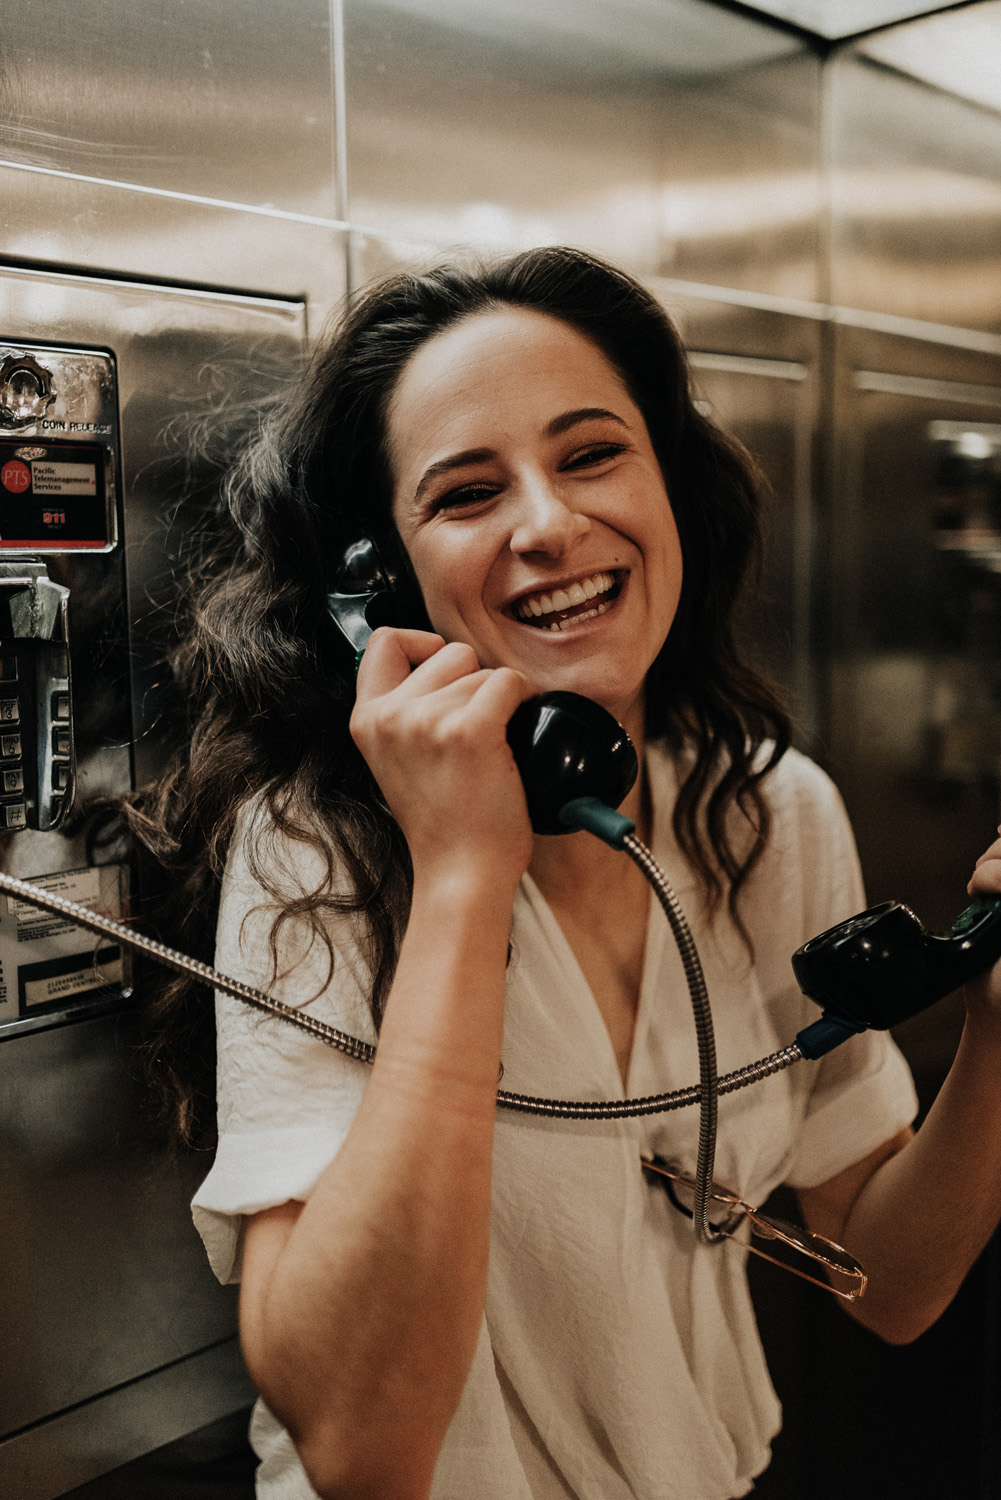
left=387, top=307, right=683, bottom=737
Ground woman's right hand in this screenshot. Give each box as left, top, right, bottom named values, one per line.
left=350, top=626, right=537, bottom=891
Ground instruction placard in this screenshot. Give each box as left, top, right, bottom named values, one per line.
left=0, top=864, right=130, bottom=1029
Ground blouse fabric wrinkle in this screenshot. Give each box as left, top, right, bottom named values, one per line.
left=191, top=744, right=918, bottom=1499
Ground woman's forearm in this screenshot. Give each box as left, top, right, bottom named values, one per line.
left=837, top=1011, right=1001, bottom=1344
left=239, top=866, right=517, bottom=1500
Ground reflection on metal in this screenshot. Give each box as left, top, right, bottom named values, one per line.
left=828, top=51, right=1001, bottom=338
left=0, top=353, right=55, bottom=428
left=0, top=157, right=351, bottom=231
left=855, top=370, right=1001, bottom=405
left=861, top=3, right=1001, bottom=114
left=688, top=343, right=819, bottom=741
left=345, top=2, right=823, bottom=301
left=829, top=342, right=1001, bottom=969
left=690, top=351, right=809, bottom=381
left=0, top=1336, right=253, bottom=1500
left=355, top=0, right=803, bottom=74
left=739, top=1, right=956, bottom=40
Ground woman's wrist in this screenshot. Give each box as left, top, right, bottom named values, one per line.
left=409, top=848, right=526, bottom=917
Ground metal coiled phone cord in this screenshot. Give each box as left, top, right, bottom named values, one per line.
left=0, top=858, right=805, bottom=1245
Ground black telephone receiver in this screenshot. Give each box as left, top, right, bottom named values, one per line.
left=326, top=537, right=638, bottom=834
left=792, top=894, right=1001, bottom=1032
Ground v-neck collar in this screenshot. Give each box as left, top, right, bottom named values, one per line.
left=511, top=743, right=700, bottom=1099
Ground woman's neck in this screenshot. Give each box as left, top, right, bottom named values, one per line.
left=527, top=736, right=652, bottom=893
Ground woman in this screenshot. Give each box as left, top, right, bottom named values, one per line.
left=149, top=248, right=1001, bottom=1499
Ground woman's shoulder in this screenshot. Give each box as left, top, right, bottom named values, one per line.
left=646, top=739, right=848, bottom=826
left=223, top=792, right=343, bottom=907
left=756, top=744, right=849, bottom=822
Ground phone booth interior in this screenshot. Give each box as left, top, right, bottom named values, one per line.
left=0, top=274, right=306, bottom=1497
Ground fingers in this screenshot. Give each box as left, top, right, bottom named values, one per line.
left=356, top=628, right=535, bottom=711
left=354, top=627, right=448, bottom=697
left=351, top=627, right=536, bottom=751
left=968, top=828, right=1001, bottom=895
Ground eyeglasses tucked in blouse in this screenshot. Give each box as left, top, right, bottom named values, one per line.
left=641, top=1154, right=867, bottom=1302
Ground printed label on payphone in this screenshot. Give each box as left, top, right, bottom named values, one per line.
left=0, top=865, right=130, bottom=1027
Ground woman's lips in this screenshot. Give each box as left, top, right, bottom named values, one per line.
left=511, top=570, right=622, bottom=631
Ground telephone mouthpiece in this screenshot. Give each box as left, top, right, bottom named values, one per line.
left=505, top=691, right=638, bottom=836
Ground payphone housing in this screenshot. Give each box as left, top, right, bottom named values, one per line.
left=0, top=340, right=130, bottom=1038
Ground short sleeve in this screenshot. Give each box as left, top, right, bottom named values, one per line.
left=191, top=803, right=376, bottom=1283
left=784, top=1026, right=917, bottom=1188
left=752, top=749, right=919, bottom=1189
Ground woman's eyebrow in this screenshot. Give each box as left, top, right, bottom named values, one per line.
left=546, top=407, right=630, bottom=438
left=414, top=447, right=496, bottom=502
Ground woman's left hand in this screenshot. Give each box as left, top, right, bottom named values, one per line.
left=964, top=829, right=1001, bottom=1020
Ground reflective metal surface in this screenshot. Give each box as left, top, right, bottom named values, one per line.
left=0, top=0, right=335, bottom=215
left=0, top=268, right=304, bottom=1490
left=0, top=0, right=346, bottom=323
left=737, top=1, right=959, bottom=39
left=826, top=327, right=1001, bottom=978
left=828, top=48, right=1001, bottom=336
left=688, top=347, right=820, bottom=739
left=345, top=1, right=823, bottom=302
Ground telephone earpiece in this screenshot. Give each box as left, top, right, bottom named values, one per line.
left=792, top=894, right=1001, bottom=1030
left=326, top=536, right=428, bottom=667
left=326, top=537, right=638, bottom=833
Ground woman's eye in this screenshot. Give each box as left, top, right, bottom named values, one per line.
left=432, top=483, right=499, bottom=514
left=563, top=442, right=627, bottom=471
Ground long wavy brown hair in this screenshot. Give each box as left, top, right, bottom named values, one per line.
left=131, top=246, right=790, bottom=1147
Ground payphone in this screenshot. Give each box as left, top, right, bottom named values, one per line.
left=0, top=339, right=130, bottom=1038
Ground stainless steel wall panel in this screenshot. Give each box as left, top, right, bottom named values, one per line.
left=0, top=0, right=336, bottom=219
left=344, top=1, right=823, bottom=301
left=0, top=168, right=348, bottom=331
left=0, top=266, right=307, bottom=1472
left=824, top=325, right=1001, bottom=1095
left=0, top=1339, right=253, bottom=1500
left=828, top=50, right=1001, bottom=337
left=0, top=1014, right=240, bottom=1438
left=654, top=286, right=825, bottom=365
left=687, top=349, right=820, bottom=740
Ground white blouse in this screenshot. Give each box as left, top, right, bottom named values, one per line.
left=192, top=745, right=917, bottom=1499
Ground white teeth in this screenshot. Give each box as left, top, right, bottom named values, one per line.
left=543, top=599, right=612, bottom=632
left=513, top=571, right=616, bottom=621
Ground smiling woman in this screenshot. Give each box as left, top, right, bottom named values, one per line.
left=130, top=247, right=966, bottom=1500
left=387, top=306, right=683, bottom=740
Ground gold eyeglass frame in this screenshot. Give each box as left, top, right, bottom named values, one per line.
left=641, top=1154, right=867, bottom=1302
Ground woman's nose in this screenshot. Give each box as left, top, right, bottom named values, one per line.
left=508, top=476, right=590, bottom=556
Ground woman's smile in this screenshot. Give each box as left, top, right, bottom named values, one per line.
left=508, top=568, right=623, bottom=630
left=388, top=306, right=684, bottom=733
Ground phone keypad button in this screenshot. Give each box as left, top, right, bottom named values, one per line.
left=2, top=769, right=23, bottom=794
left=0, top=698, right=19, bottom=723
left=1, top=802, right=26, bottom=829
left=52, top=691, right=69, bottom=721
left=1, top=734, right=20, bottom=758
left=0, top=657, right=18, bottom=682
left=51, top=763, right=69, bottom=791
left=52, top=726, right=70, bottom=756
